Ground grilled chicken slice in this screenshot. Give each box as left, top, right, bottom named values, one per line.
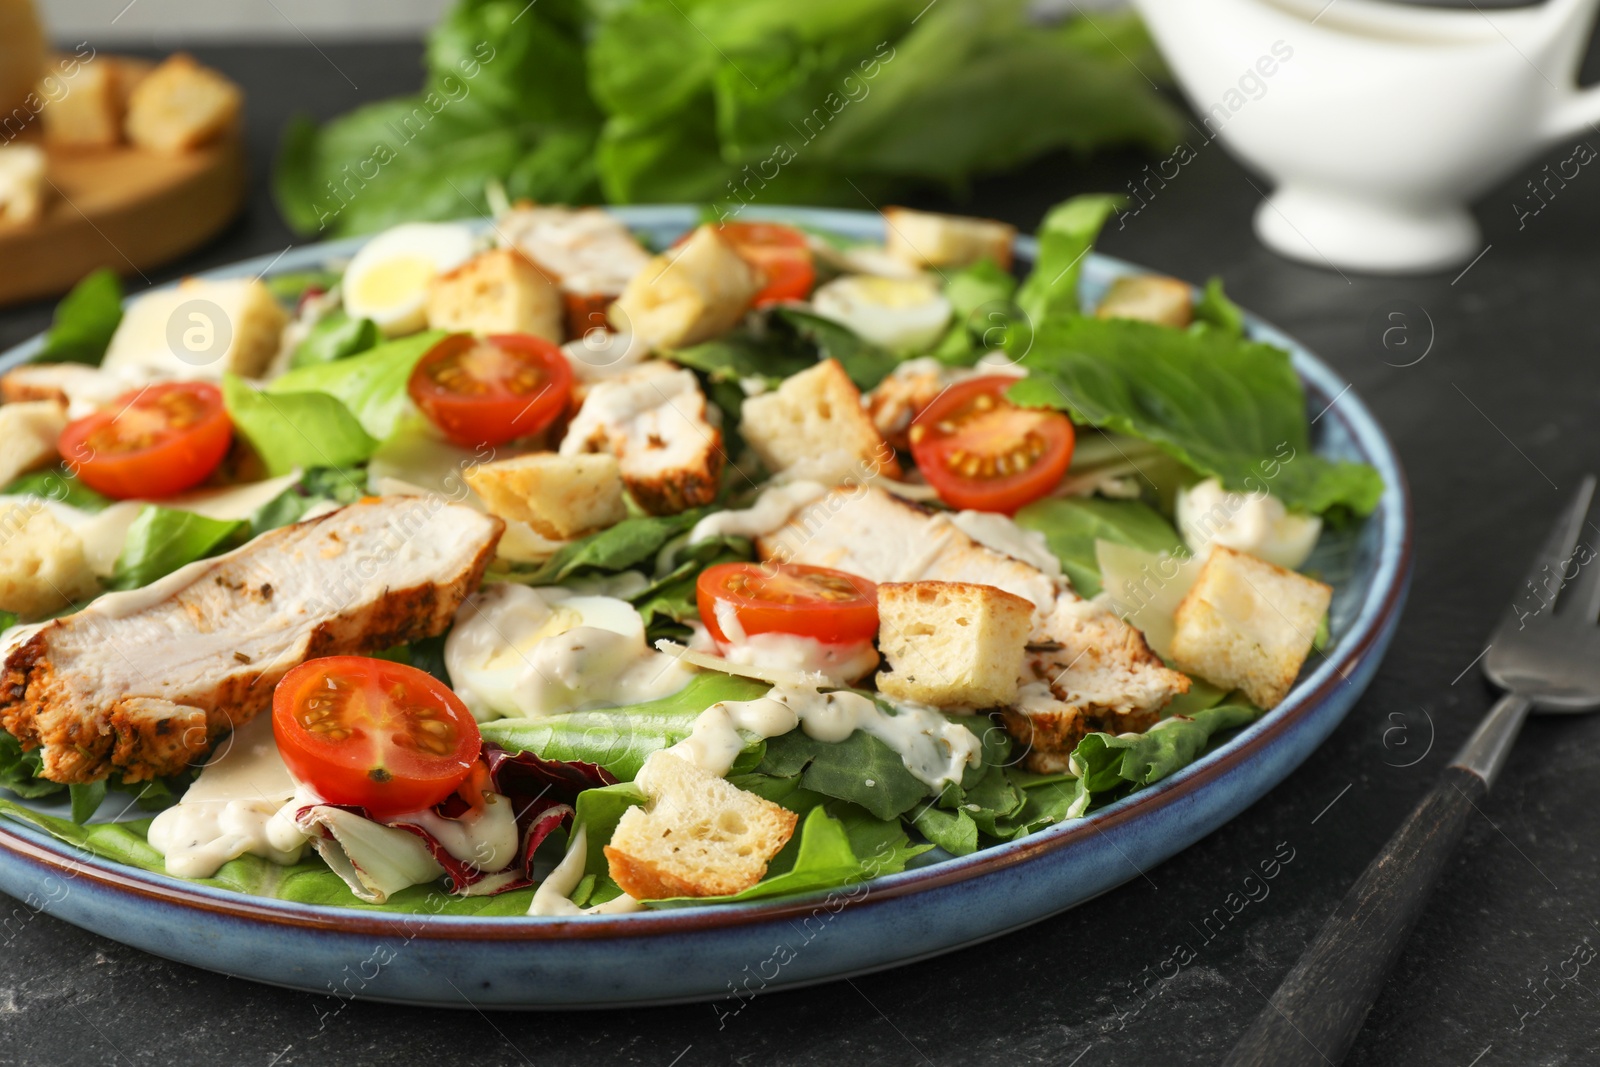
left=559, top=361, right=724, bottom=515
left=759, top=487, right=1188, bottom=772
left=0, top=362, right=157, bottom=417
left=1, top=497, right=503, bottom=784
left=496, top=205, right=651, bottom=301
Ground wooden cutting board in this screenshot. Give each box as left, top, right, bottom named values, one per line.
left=0, top=133, right=246, bottom=307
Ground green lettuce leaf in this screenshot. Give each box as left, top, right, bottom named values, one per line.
left=1193, top=277, right=1245, bottom=338
left=1014, top=193, right=1123, bottom=327
left=1013, top=496, right=1183, bottom=597
left=0, top=732, right=62, bottom=800
left=106, top=506, right=244, bottom=591
left=223, top=376, right=379, bottom=477
left=773, top=308, right=899, bottom=390
left=264, top=270, right=341, bottom=305
left=630, top=533, right=753, bottom=638
left=33, top=269, right=123, bottom=365
left=268, top=331, right=445, bottom=441
left=517, top=508, right=710, bottom=585
left=481, top=672, right=772, bottom=780
left=1010, top=318, right=1384, bottom=516
left=759, top=727, right=933, bottom=821
left=290, top=310, right=380, bottom=369
left=930, top=258, right=1019, bottom=365
left=248, top=467, right=369, bottom=535
left=2, top=467, right=111, bottom=512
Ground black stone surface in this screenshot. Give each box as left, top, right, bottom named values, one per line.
left=3, top=40, right=1599, bottom=1067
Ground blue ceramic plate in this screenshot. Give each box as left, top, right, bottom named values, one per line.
left=0, top=207, right=1411, bottom=1008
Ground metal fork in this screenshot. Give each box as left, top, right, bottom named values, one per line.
left=1223, top=474, right=1600, bottom=1066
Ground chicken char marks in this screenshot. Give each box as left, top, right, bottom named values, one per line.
left=1, top=497, right=504, bottom=784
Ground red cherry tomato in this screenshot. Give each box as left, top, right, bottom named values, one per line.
left=58, top=381, right=233, bottom=500
left=676, top=222, right=816, bottom=306
left=272, top=656, right=481, bottom=820
left=909, top=376, right=1075, bottom=515
left=407, top=332, right=573, bottom=448
left=697, top=562, right=879, bottom=645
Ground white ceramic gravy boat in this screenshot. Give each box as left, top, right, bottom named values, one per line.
left=1129, top=0, right=1600, bottom=273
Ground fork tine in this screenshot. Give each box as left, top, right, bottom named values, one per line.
left=1507, top=475, right=1596, bottom=624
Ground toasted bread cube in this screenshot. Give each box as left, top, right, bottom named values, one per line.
left=1096, top=275, right=1193, bottom=328
left=609, top=225, right=760, bottom=350
left=739, top=359, right=901, bottom=485
left=875, top=581, right=1034, bottom=708
left=605, top=751, right=798, bottom=899
left=463, top=452, right=625, bottom=540
left=1169, top=546, right=1332, bottom=709
left=103, top=277, right=289, bottom=380
left=37, top=56, right=120, bottom=148
left=426, top=248, right=565, bottom=343
left=124, top=54, right=241, bottom=154
left=0, top=400, right=68, bottom=486
left=0, top=144, right=46, bottom=225
left=0, top=506, right=99, bottom=619
left=883, top=207, right=1016, bottom=271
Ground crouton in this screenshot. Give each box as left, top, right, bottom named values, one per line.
left=0, top=400, right=68, bottom=486
left=0, top=2, right=44, bottom=121
left=463, top=452, right=625, bottom=540
left=0, top=144, right=46, bottom=225
left=608, top=225, right=760, bottom=350
left=37, top=56, right=120, bottom=148
left=605, top=751, right=798, bottom=899
left=875, top=581, right=1034, bottom=708
left=102, top=277, right=289, bottom=380
left=124, top=54, right=241, bottom=154
left=883, top=207, right=1016, bottom=271
left=1169, top=546, right=1332, bottom=709
left=426, top=248, right=565, bottom=344
left=559, top=362, right=724, bottom=515
left=739, top=359, right=901, bottom=485
left=0, top=505, right=99, bottom=619
left=1096, top=275, right=1194, bottom=328
left=110, top=57, right=155, bottom=113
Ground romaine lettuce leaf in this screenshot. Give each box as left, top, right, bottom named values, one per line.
left=1193, top=277, right=1245, bottom=338
left=2, top=467, right=111, bottom=512
left=1014, top=193, right=1124, bottom=326
left=517, top=508, right=711, bottom=585
left=248, top=467, right=369, bottom=535
left=759, top=728, right=933, bottom=821
left=106, top=506, right=245, bottom=591
left=268, top=331, right=445, bottom=442
left=481, top=673, right=772, bottom=781
left=1010, top=318, right=1384, bottom=515
left=223, top=376, right=379, bottom=477
left=1013, top=496, right=1184, bottom=597
left=33, top=269, right=122, bottom=365
left=290, top=310, right=380, bottom=369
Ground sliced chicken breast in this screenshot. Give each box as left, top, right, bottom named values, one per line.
left=759, top=487, right=1189, bottom=772
left=1, top=497, right=503, bottom=784
left=560, top=361, right=724, bottom=515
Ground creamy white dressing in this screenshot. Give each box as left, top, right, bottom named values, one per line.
left=446, top=583, right=696, bottom=721
left=391, top=793, right=519, bottom=872
left=715, top=631, right=879, bottom=688
left=147, top=715, right=308, bottom=878
left=529, top=826, right=643, bottom=917
left=687, top=481, right=827, bottom=544
left=667, top=685, right=981, bottom=788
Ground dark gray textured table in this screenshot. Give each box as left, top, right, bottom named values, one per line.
left=2, top=40, right=1597, bottom=1067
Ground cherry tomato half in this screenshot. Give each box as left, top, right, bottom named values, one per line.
left=272, top=656, right=481, bottom=820
left=677, top=223, right=816, bottom=306
left=58, top=381, right=233, bottom=500
left=697, top=562, right=879, bottom=645
left=909, top=376, right=1075, bottom=515
left=407, top=332, right=573, bottom=448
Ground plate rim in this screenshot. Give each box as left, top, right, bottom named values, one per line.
left=0, top=204, right=1413, bottom=940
